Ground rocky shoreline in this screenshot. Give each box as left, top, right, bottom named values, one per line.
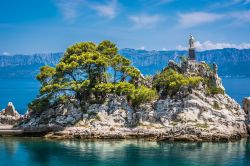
left=1, top=95, right=247, bottom=142
left=43, top=126, right=247, bottom=142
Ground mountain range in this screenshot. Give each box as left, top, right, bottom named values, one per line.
left=1, top=48, right=250, bottom=78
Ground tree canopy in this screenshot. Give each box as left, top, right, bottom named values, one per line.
left=29, top=40, right=157, bottom=111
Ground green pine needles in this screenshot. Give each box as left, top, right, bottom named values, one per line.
left=29, top=40, right=157, bottom=111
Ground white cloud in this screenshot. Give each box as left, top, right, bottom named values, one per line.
left=209, top=0, right=250, bottom=9
left=129, top=14, right=162, bottom=28
left=245, top=0, right=250, bottom=4
left=91, top=0, right=118, bottom=19
left=139, top=46, right=145, bottom=50
left=231, top=10, right=250, bottom=22
left=55, top=0, right=85, bottom=21
left=178, top=12, right=223, bottom=28
left=142, top=0, right=174, bottom=7
left=55, top=0, right=118, bottom=21
left=176, top=45, right=187, bottom=50
left=234, top=0, right=250, bottom=4
left=176, top=40, right=250, bottom=51
left=2, top=52, right=11, bottom=56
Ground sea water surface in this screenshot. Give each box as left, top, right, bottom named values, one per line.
left=0, top=78, right=250, bottom=114
left=0, top=78, right=250, bottom=165
left=0, top=138, right=250, bottom=166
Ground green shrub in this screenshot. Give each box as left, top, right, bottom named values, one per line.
left=195, top=123, right=209, bottom=128
left=213, top=101, right=221, bottom=110
left=153, top=69, right=203, bottom=96
left=207, top=86, right=225, bottom=95
left=93, top=83, right=115, bottom=93
left=128, top=86, right=158, bottom=107
left=95, top=114, right=101, bottom=121
left=28, top=97, right=50, bottom=112
left=115, top=82, right=135, bottom=95
left=94, top=82, right=158, bottom=107
left=93, top=82, right=135, bottom=96
left=54, top=95, right=70, bottom=105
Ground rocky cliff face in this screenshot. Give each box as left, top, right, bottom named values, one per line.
left=243, top=97, right=250, bottom=133
left=138, top=91, right=246, bottom=141
left=0, top=102, right=21, bottom=125
left=243, top=97, right=250, bottom=114
left=20, top=60, right=248, bottom=141
left=20, top=100, right=82, bottom=132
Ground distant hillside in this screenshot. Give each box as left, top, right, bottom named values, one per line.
left=0, top=48, right=250, bottom=78
left=0, top=53, right=62, bottom=78
left=120, top=48, right=250, bottom=77
left=0, top=53, right=62, bottom=67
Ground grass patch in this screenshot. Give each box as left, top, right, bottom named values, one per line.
left=194, top=123, right=209, bottom=128
left=95, top=115, right=101, bottom=121
left=212, top=101, right=221, bottom=110
left=170, top=121, right=178, bottom=126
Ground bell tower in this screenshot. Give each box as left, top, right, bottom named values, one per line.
left=188, top=34, right=196, bottom=61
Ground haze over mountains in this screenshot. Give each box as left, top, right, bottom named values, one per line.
left=1, top=48, right=250, bottom=78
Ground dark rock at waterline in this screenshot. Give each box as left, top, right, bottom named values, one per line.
left=243, top=97, right=250, bottom=134
left=243, top=97, right=250, bottom=114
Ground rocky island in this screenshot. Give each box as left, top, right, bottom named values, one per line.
left=1, top=37, right=249, bottom=141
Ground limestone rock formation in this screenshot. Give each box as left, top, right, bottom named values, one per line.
left=243, top=97, right=250, bottom=114
left=20, top=99, right=82, bottom=132
left=243, top=97, right=250, bottom=133
left=41, top=90, right=247, bottom=141
left=138, top=91, right=246, bottom=141
left=181, top=61, right=224, bottom=90
left=21, top=60, right=248, bottom=141
left=0, top=102, right=21, bottom=125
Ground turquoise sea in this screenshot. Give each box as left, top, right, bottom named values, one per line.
left=0, top=78, right=250, bottom=165
left=0, top=78, right=249, bottom=114
left=0, top=138, right=250, bottom=166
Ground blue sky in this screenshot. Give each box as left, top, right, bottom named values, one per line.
left=1, top=0, right=250, bottom=54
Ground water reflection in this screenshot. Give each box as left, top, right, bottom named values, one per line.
left=0, top=138, right=250, bottom=166
left=0, top=138, right=18, bottom=156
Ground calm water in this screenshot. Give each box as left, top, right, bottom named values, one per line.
left=0, top=78, right=250, bottom=165
left=0, top=78, right=250, bottom=114
left=0, top=138, right=249, bottom=166
left=0, top=78, right=39, bottom=113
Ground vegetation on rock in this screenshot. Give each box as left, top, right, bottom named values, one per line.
left=128, top=86, right=158, bottom=107
left=205, top=77, right=225, bottom=95
left=29, top=40, right=157, bottom=111
left=153, top=68, right=203, bottom=96
left=29, top=40, right=225, bottom=112
left=207, top=86, right=225, bottom=95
